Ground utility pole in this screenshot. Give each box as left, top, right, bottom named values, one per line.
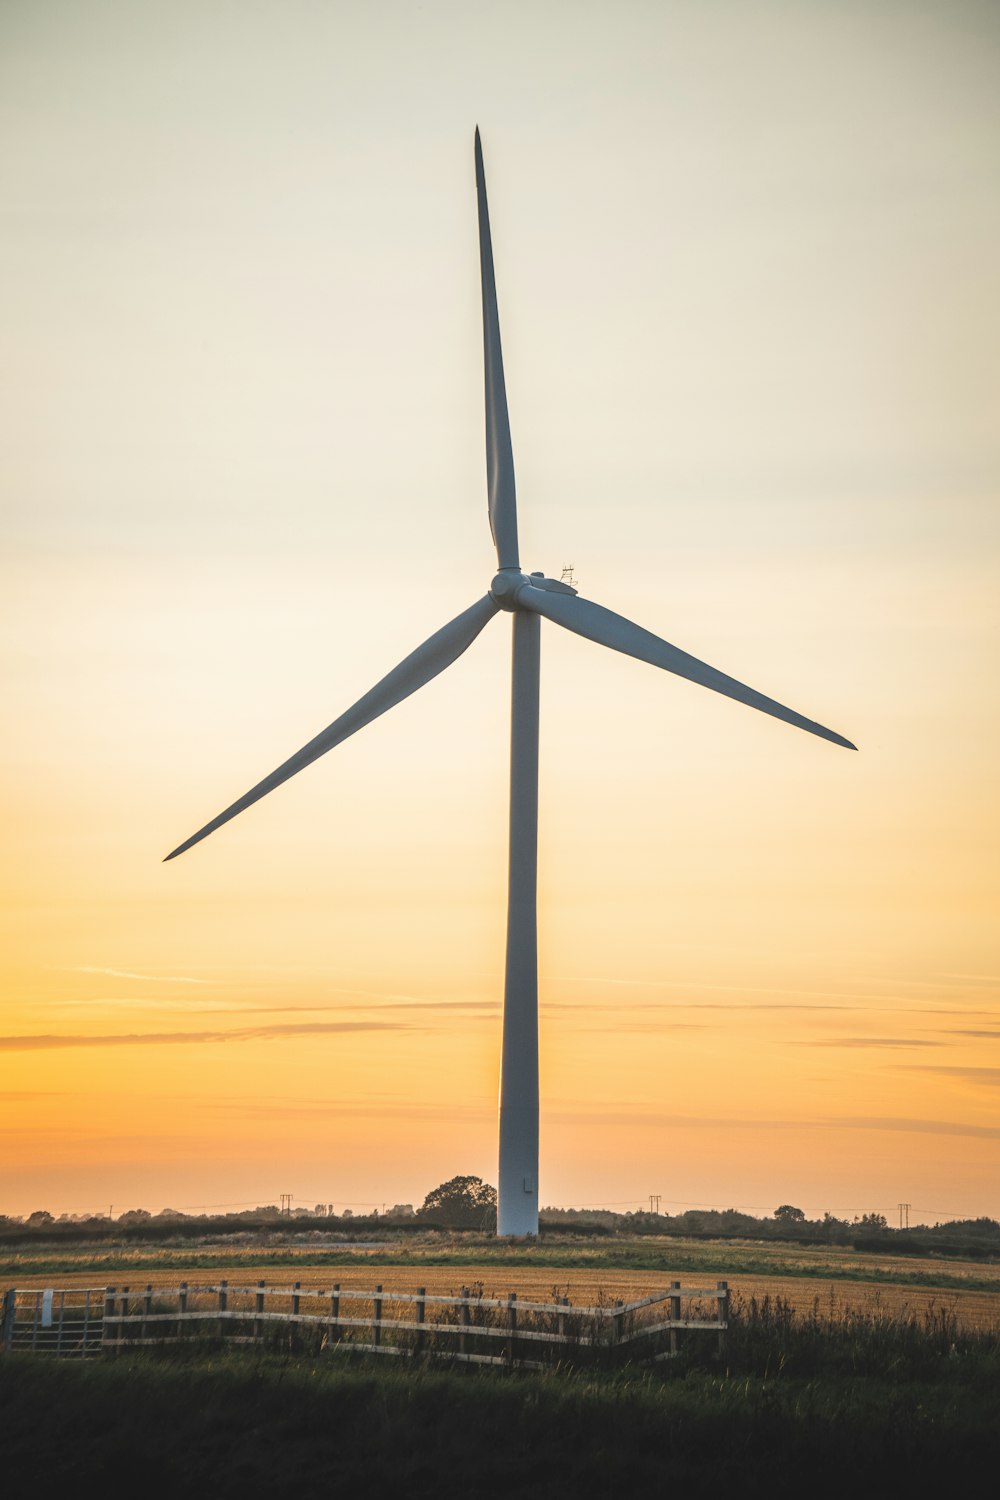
left=648, top=1194, right=661, bottom=1215
left=898, top=1202, right=910, bottom=1229
left=280, top=1193, right=292, bottom=1217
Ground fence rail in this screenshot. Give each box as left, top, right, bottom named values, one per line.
left=1, top=1279, right=727, bottom=1367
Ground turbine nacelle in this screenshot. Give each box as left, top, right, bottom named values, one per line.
left=490, top=570, right=579, bottom=610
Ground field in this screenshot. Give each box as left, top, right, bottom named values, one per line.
left=4, top=1231, right=999, bottom=1496
left=6, top=1232, right=1000, bottom=1330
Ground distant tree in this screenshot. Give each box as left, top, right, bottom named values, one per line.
left=119, top=1209, right=151, bottom=1224
left=821, top=1212, right=849, bottom=1242
left=420, top=1175, right=498, bottom=1229
left=27, top=1210, right=54, bottom=1228
left=773, top=1204, right=806, bottom=1224
left=857, top=1212, right=888, bottom=1232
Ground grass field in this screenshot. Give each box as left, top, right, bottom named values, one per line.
left=5, top=1233, right=999, bottom=1495
left=3, top=1321, right=999, bottom=1497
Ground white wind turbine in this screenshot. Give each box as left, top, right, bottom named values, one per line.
left=166, top=130, right=855, bottom=1237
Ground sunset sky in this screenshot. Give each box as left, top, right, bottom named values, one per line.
left=2, top=1, right=999, bottom=1224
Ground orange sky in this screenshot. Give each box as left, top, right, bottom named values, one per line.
left=2, top=1, right=999, bottom=1223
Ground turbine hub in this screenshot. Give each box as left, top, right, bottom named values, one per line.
left=490, top=569, right=580, bottom=609
left=490, top=570, right=534, bottom=610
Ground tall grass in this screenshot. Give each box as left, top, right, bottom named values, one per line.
left=3, top=1328, right=999, bottom=1498
left=687, top=1287, right=1000, bottom=1383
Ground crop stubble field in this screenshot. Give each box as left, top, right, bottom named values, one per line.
left=6, top=1236, right=999, bottom=1331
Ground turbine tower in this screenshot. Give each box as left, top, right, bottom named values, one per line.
left=166, top=130, right=855, bottom=1238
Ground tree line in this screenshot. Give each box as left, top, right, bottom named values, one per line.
left=3, top=1177, right=998, bottom=1260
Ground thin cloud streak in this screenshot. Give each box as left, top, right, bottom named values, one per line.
left=48, top=998, right=498, bottom=1016
left=547, top=997, right=860, bottom=1013
left=199, top=1098, right=492, bottom=1122
left=809, top=1037, right=945, bottom=1049
left=544, top=1108, right=1000, bottom=1141
left=837, top=1116, right=1000, bottom=1141
left=564, top=976, right=876, bottom=1004
left=71, top=966, right=214, bottom=984
left=551, top=991, right=981, bottom=1016
left=577, top=1021, right=709, bottom=1034
left=0, top=1021, right=415, bottom=1052
left=900, top=1066, right=1000, bottom=1088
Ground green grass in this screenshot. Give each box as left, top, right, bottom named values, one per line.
left=3, top=1292, right=999, bottom=1497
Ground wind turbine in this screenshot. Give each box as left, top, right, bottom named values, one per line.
left=166, top=129, right=855, bottom=1237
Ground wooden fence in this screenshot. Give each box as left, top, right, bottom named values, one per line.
left=1, top=1280, right=728, bottom=1368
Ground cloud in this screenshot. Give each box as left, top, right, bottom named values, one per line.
left=833, top=1116, right=1000, bottom=1141
left=809, top=1037, right=944, bottom=1049
left=548, top=997, right=859, bottom=1014
left=947, top=1029, right=1000, bottom=1039
left=901, top=1066, right=1000, bottom=1089
left=543, top=1107, right=1000, bottom=1141
left=49, top=997, right=498, bottom=1017
left=0, top=1020, right=415, bottom=1052
left=72, top=967, right=213, bottom=984
left=198, top=1097, right=491, bottom=1122
left=0, top=1091, right=68, bottom=1103
left=563, top=976, right=865, bottom=1007
left=577, top=1021, right=709, bottom=1034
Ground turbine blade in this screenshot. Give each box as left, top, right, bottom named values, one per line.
left=164, top=594, right=501, bottom=861
left=475, top=128, right=519, bottom=570
left=518, top=586, right=856, bottom=750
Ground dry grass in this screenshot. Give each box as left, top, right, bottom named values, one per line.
left=9, top=1259, right=999, bottom=1332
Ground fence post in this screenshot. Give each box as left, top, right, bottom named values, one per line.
left=120, top=1287, right=130, bottom=1347
left=669, top=1280, right=681, bottom=1357
left=82, top=1289, right=91, bottom=1356
left=102, top=1287, right=116, bottom=1350
left=178, top=1282, right=188, bottom=1343
left=717, top=1280, right=729, bottom=1356
left=254, top=1280, right=265, bottom=1342
left=56, top=1290, right=67, bottom=1355
left=218, top=1279, right=227, bottom=1341
left=2, top=1289, right=16, bottom=1351
left=330, top=1284, right=341, bottom=1345
left=557, top=1295, right=567, bottom=1347
left=459, top=1287, right=470, bottom=1357
left=373, top=1284, right=382, bottom=1348
left=612, top=1298, right=624, bottom=1355
left=415, top=1288, right=426, bottom=1356
left=508, top=1293, right=517, bottom=1368
left=142, top=1285, right=152, bottom=1343
left=291, top=1281, right=301, bottom=1352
